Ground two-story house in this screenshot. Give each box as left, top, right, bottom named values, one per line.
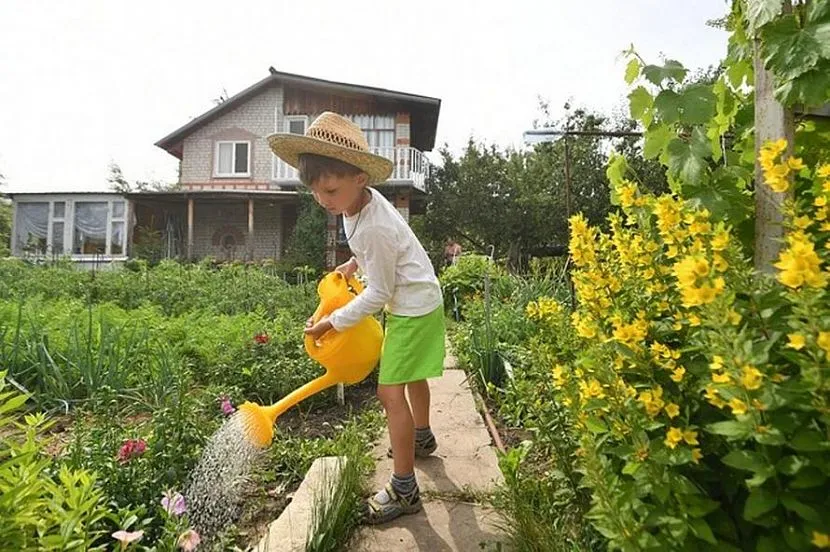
left=7, top=68, right=440, bottom=269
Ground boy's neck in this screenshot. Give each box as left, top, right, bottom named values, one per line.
left=345, top=188, right=371, bottom=217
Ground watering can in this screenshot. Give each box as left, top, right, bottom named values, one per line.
left=240, top=271, right=383, bottom=448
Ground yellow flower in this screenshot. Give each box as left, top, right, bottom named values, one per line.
left=710, top=230, right=730, bottom=251
left=710, top=356, right=724, bottom=370
left=692, top=448, right=703, bottom=464
left=712, top=372, right=731, bottom=384
left=775, top=232, right=827, bottom=289
left=665, top=427, right=684, bottom=449
left=793, top=215, right=812, bottom=230
left=815, top=196, right=828, bottom=207
left=729, top=398, right=748, bottom=416
left=727, top=309, right=742, bottom=325
left=787, top=156, right=805, bottom=171
left=713, top=254, right=729, bottom=272
left=812, top=532, right=830, bottom=549
left=818, top=164, right=830, bottom=178
left=666, top=245, right=679, bottom=259
left=740, top=365, right=763, bottom=390
left=638, top=387, right=665, bottom=417
left=787, top=333, right=806, bottom=350
left=665, top=403, right=680, bottom=418
left=705, top=386, right=726, bottom=408
left=682, top=429, right=699, bottom=445
left=552, top=364, right=568, bottom=387
left=688, top=314, right=701, bottom=327
left=671, top=367, right=686, bottom=382
left=818, top=332, right=830, bottom=356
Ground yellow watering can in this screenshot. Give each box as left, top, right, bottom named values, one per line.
left=239, top=271, right=383, bottom=448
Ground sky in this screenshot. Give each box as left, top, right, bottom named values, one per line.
left=0, top=0, right=730, bottom=193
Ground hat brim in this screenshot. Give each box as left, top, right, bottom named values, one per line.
left=267, top=134, right=394, bottom=184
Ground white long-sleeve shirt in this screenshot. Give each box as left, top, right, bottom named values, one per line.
left=328, top=188, right=443, bottom=331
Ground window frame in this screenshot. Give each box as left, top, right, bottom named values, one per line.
left=213, top=140, right=252, bottom=178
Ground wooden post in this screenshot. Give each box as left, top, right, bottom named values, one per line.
left=753, top=4, right=794, bottom=274
left=187, top=198, right=194, bottom=260
left=248, top=198, right=255, bottom=261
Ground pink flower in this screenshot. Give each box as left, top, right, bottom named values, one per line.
left=112, top=529, right=143, bottom=546
left=221, top=398, right=235, bottom=416
left=161, top=490, right=187, bottom=516
left=117, top=438, right=148, bottom=463
left=177, top=529, right=201, bottom=551
left=254, top=332, right=270, bottom=345
left=217, top=394, right=235, bottom=416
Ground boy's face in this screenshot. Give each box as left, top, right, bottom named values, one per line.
left=310, top=172, right=368, bottom=216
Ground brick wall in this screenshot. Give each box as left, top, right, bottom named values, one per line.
left=181, top=85, right=283, bottom=186
left=190, top=200, right=283, bottom=260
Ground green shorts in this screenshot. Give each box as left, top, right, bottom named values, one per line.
left=379, top=306, right=445, bottom=385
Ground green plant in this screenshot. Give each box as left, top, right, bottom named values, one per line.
left=0, top=370, right=111, bottom=550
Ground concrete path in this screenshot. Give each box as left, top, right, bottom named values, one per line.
left=351, top=350, right=507, bottom=551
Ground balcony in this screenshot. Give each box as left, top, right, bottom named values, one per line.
left=273, top=146, right=429, bottom=191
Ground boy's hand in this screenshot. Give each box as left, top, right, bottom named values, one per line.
left=304, top=316, right=334, bottom=340
left=335, top=257, right=358, bottom=280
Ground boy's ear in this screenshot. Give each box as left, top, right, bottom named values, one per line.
left=357, top=172, right=370, bottom=186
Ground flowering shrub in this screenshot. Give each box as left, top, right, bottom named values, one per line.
left=531, top=148, right=830, bottom=550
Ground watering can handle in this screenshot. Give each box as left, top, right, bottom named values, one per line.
left=304, top=272, right=364, bottom=350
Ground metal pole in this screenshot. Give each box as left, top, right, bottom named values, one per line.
left=563, top=135, right=576, bottom=312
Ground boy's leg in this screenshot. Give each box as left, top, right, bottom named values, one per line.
left=407, top=380, right=437, bottom=455
left=378, top=383, right=415, bottom=475
left=365, top=383, right=421, bottom=524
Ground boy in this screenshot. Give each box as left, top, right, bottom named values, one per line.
left=268, top=112, right=445, bottom=524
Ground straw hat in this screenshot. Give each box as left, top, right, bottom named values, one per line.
left=267, top=112, right=394, bottom=184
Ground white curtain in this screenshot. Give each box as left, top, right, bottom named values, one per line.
left=74, top=202, right=108, bottom=254
left=15, top=202, right=48, bottom=251
left=346, top=115, right=395, bottom=150
left=217, top=143, right=233, bottom=174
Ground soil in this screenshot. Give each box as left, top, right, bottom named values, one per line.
left=231, top=378, right=380, bottom=549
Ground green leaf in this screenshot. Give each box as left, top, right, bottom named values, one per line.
left=680, top=85, right=717, bottom=125
left=707, top=420, right=753, bottom=439
left=789, top=467, right=827, bottom=489
left=643, top=124, right=674, bottom=159
left=780, top=493, right=820, bottom=522
left=684, top=494, right=721, bottom=518
left=745, top=0, right=784, bottom=34
left=775, top=62, right=830, bottom=107
left=654, top=90, right=682, bottom=124
left=643, top=60, right=688, bottom=85
left=629, top=86, right=654, bottom=124
left=666, top=127, right=712, bottom=186
left=790, top=428, right=830, bottom=451
left=776, top=455, right=807, bottom=476
left=722, top=450, right=771, bottom=473
left=689, top=517, right=717, bottom=544
left=585, top=416, right=608, bottom=434
left=726, top=59, right=753, bottom=88
left=743, top=487, right=778, bottom=520
left=761, top=15, right=822, bottom=80
left=625, top=58, right=641, bottom=84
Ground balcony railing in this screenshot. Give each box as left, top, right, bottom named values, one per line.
left=273, top=146, right=428, bottom=191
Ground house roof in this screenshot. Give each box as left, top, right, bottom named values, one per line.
left=155, top=68, right=441, bottom=159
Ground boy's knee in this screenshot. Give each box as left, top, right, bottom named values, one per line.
left=377, top=384, right=406, bottom=409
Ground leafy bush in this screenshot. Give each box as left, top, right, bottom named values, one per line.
left=534, top=148, right=830, bottom=550
left=0, top=371, right=111, bottom=550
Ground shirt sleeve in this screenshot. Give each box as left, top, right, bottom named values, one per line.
left=329, top=226, right=398, bottom=331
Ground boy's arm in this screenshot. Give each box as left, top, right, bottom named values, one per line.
left=329, top=229, right=397, bottom=331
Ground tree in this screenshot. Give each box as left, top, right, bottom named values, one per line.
left=107, top=162, right=180, bottom=193
left=283, top=192, right=327, bottom=271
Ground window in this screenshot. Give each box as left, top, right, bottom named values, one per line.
left=111, top=201, right=125, bottom=255
left=15, top=202, right=49, bottom=253
left=347, top=115, right=395, bottom=149
left=52, top=201, right=65, bottom=254
left=285, top=116, right=307, bottom=135
left=214, top=141, right=250, bottom=177
left=72, top=200, right=127, bottom=256
left=73, top=202, right=108, bottom=254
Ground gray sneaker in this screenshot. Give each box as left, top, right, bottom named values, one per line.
left=386, top=435, right=438, bottom=458
left=363, top=482, right=422, bottom=525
